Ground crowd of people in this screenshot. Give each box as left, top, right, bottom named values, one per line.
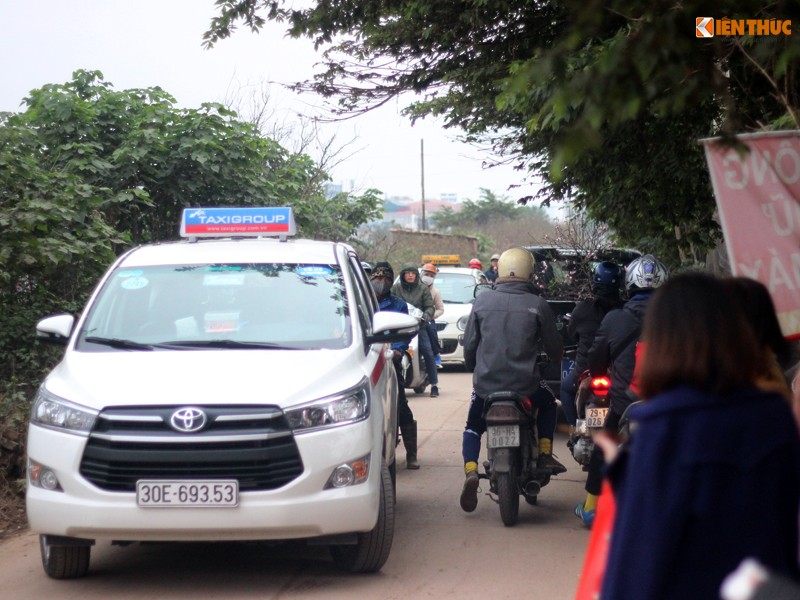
left=365, top=249, right=800, bottom=599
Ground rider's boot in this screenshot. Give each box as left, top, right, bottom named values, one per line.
left=401, top=420, right=420, bottom=470
left=537, top=437, right=567, bottom=474
left=459, top=462, right=480, bottom=512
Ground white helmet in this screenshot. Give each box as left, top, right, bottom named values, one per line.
left=625, top=254, right=669, bottom=291
left=498, top=248, right=535, bottom=280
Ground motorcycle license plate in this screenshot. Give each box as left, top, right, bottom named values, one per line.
left=586, top=407, right=608, bottom=428
left=487, top=425, right=520, bottom=448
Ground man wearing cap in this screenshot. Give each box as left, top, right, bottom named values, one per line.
left=369, top=261, right=420, bottom=469
left=420, top=263, right=444, bottom=367
left=485, top=254, right=500, bottom=282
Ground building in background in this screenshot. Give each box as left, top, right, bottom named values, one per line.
left=380, top=194, right=460, bottom=230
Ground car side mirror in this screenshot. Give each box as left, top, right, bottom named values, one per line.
left=473, top=282, right=493, bottom=300
left=36, top=314, right=75, bottom=346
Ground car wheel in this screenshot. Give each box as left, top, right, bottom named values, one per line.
left=388, top=457, right=397, bottom=502
left=40, top=535, right=91, bottom=579
left=330, top=463, right=395, bottom=573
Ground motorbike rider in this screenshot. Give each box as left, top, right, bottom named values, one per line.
left=574, top=254, right=669, bottom=527
left=370, top=262, right=420, bottom=470
left=420, top=263, right=444, bottom=367
left=392, top=264, right=440, bottom=397
left=459, top=248, right=565, bottom=513
left=561, top=261, right=625, bottom=426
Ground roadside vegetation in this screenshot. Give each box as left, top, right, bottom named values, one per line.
left=0, top=70, right=384, bottom=534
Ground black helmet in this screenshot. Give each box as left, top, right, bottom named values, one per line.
left=592, top=261, right=622, bottom=286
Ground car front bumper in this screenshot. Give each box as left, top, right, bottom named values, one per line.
left=26, top=421, right=382, bottom=542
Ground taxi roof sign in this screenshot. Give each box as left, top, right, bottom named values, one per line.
left=180, top=207, right=296, bottom=239
left=421, top=254, right=460, bottom=266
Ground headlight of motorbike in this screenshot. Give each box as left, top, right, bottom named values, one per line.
left=285, top=381, right=370, bottom=433
left=457, top=315, right=469, bottom=331
left=31, top=387, right=98, bottom=435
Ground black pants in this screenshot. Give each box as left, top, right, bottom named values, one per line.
left=393, top=357, right=414, bottom=427
left=584, top=409, right=622, bottom=496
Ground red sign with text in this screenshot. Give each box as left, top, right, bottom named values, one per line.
left=703, top=131, right=800, bottom=339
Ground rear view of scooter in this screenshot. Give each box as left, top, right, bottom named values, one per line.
left=567, top=371, right=611, bottom=468
left=481, top=391, right=552, bottom=526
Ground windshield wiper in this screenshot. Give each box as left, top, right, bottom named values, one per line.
left=84, top=336, right=154, bottom=351
left=157, top=340, right=302, bottom=350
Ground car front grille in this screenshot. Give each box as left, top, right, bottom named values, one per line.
left=435, top=322, right=447, bottom=332
left=79, top=405, right=303, bottom=492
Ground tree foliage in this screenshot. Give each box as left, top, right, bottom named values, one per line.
left=0, top=71, right=383, bottom=501
left=204, top=0, right=800, bottom=266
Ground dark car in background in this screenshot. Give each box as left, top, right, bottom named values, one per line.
left=523, top=246, right=642, bottom=399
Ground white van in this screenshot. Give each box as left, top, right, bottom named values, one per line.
left=27, top=207, right=417, bottom=578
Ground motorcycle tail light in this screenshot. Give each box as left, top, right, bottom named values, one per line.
left=591, top=376, right=610, bottom=397
left=485, top=403, right=521, bottom=423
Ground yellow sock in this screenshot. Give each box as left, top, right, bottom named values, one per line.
left=539, top=437, right=552, bottom=455
left=465, top=461, right=478, bottom=475
left=584, top=493, right=598, bottom=512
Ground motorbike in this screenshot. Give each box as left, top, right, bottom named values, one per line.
left=400, top=304, right=430, bottom=394
left=480, top=380, right=555, bottom=527
left=566, top=370, right=611, bottom=468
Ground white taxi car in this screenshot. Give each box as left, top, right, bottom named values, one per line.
left=27, top=207, right=418, bottom=578
left=432, top=266, right=487, bottom=366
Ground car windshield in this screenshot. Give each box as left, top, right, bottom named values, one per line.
left=434, top=273, right=477, bottom=304
left=78, top=263, right=351, bottom=351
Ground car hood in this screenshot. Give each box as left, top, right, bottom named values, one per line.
left=43, top=347, right=367, bottom=411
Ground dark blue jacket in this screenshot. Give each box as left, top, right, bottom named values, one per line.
left=378, top=294, right=410, bottom=353
left=602, top=385, right=800, bottom=600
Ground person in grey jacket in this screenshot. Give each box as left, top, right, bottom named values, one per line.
left=459, top=248, right=564, bottom=512
left=392, top=264, right=440, bottom=396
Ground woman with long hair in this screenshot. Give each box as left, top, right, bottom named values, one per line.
left=600, top=272, right=800, bottom=600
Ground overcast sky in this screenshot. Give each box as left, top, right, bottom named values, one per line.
left=0, top=0, right=548, bottom=207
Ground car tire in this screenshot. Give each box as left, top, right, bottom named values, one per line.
left=40, top=535, right=91, bottom=579
left=330, top=463, right=395, bottom=573
left=388, top=457, right=397, bottom=502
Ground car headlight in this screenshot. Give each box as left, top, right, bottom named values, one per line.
left=31, top=387, right=98, bottom=435
left=457, top=315, right=469, bottom=331
left=285, top=381, right=370, bottom=433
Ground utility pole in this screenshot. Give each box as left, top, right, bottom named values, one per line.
left=420, top=138, right=426, bottom=231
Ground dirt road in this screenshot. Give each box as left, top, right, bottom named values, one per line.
left=0, top=369, right=590, bottom=599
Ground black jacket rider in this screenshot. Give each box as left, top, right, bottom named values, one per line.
left=587, top=291, right=653, bottom=417
left=568, top=293, right=624, bottom=374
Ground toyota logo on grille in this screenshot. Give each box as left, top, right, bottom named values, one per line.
left=170, top=408, right=207, bottom=433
